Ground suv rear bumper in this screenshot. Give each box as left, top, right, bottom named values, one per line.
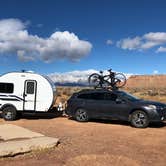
left=65, top=107, right=74, bottom=116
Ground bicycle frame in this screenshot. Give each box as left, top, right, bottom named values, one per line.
left=102, top=71, right=116, bottom=86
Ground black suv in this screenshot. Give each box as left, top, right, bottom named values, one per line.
left=65, top=89, right=166, bottom=128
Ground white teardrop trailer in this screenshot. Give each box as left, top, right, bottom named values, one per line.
left=0, top=71, right=59, bottom=120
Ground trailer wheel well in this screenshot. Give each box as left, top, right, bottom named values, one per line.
left=1, top=104, right=17, bottom=112
left=1, top=104, right=17, bottom=121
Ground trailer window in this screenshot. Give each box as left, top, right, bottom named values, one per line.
left=0, top=83, right=14, bottom=93
left=26, top=82, right=35, bottom=94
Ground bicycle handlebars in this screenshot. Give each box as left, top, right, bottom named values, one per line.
left=108, top=69, right=112, bottom=72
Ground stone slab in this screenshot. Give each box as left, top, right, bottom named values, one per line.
left=0, top=124, right=44, bottom=141
left=0, top=136, right=59, bottom=157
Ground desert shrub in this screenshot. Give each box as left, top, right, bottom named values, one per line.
left=62, top=87, right=73, bottom=96
left=56, top=90, right=62, bottom=97
left=147, top=89, right=159, bottom=96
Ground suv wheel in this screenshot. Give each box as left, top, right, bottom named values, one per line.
left=75, top=108, right=88, bottom=122
left=130, top=110, right=149, bottom=128
left=2, top=106, right=17, bottom=121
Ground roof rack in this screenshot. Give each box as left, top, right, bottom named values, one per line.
left=78, top=87, right=119, bottom=94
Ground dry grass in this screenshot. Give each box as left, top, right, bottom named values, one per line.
left=124, top=87, right=166, bottom=103
left=54, top=86, right=86, bottom=107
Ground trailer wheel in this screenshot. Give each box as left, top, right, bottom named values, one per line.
left=2, top=106, right=17, bottom=121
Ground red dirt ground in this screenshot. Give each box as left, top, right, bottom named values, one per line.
left=0, top=116, right=166, bottom=166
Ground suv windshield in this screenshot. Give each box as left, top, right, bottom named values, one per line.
left=117, top=91, right=140, bottom=102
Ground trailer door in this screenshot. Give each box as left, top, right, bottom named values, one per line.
left=23, top=80, right=37, bottom=111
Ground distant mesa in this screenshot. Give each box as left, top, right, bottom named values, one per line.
left=54, top=82, right=88, bottom=87
left=125, top=74, right=166, bottom=89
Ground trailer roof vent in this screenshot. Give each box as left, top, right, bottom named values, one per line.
left=21, top=70, right=34, bottom=73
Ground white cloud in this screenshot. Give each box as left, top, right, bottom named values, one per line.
left=17, top=50, right=35, bottom=62
left=0, top=18, right=25, bottom=33
left=48, top=69, right=133, bottom=84
left=143, top=32, right=166, bottom=42
left=106, top=39, right=113, bottom=45
left=156, top=46, right=166, bottom=53
left=117, top=37, right=141, bottom=50
left=48, top=69, right=98, bottom=84
left=117, top=32, right=166, bottom=52
left=153, top=70, right=159, bottom=75
left=0, top=18, right=92, bottom=62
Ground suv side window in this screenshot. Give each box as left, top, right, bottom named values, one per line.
left=77, top=93, right=91, bottom=99
left=91, top=92, right=105, bottom=100
left=104, top=93, right=117, bottom=101
left=77, top=92, right=105, bottom=100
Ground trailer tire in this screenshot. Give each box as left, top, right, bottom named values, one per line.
left=2, top=106, right=17, bottom=121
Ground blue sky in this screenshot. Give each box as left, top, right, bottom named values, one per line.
left=0, top=0, right=166, bottom=77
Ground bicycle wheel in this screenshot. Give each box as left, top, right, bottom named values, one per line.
left=88, top=73, right=101, bottom=88
left=114, top=73, right=127, bottom=88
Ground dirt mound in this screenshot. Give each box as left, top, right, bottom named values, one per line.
left=65, top=154, right=139, bottom=166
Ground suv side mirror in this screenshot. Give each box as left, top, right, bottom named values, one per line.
left=116, top=98, right=124, bottom=104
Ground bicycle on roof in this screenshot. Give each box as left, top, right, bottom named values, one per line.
left=88, top=69, right=127, bottom=89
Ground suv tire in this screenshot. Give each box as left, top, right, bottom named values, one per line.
left=130, top=110, right=149, bottom=128
left=2, top=106, right=17, bottom=121
left=75, top=108, right=88, bottom=122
